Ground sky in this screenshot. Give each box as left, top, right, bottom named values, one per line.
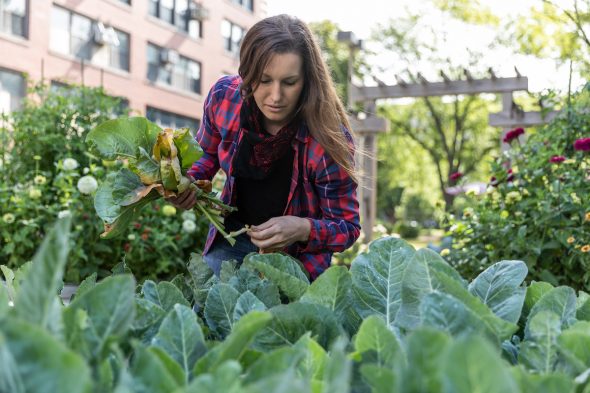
left=264, top=0, right=583, bottom=94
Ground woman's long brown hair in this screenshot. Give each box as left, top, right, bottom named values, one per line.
left=238, top=14, right=357, bottom=183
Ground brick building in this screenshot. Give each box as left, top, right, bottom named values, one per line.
left=0, top=0, right=266, bottom=129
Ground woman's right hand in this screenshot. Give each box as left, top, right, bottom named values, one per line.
left=166, top=178, right=212, bottom=210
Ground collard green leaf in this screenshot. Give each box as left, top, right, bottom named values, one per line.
left=576, top=297, right=590, bottom=321
left=229, top=267, right=281, bottom=308
left=184, top=361, right=243, bottom=393
left=0, top=318, right=92, bottom=393
left=194, top=311, right=273, bottom=374
left=404, top=328, right=452, bottom=393
left=1, top=265, right=16, bottom=302
left=173, top=127, right=203, bottom=171
left=64, top=275, right=136, bottom=361
left=0, top=331, right=25, bottom=393
left=254, top=302, right=344, bottom=351
left=86, top=116, right=161, bottom=161
left=243, top=253, right=310, bottom=301
left=511, top=367, right=574, bottom=393
left=321, top=337, right=352, bottom=393
left=130, top=345, right=182, bottom=393
left=421, top=291, right=494, bottom=339
left=556, top=321, right=590, bottom=375
left=242, top=367, right=310, bottom=393
left=186, top=253, right=217, bottom=307
left=522, top=281, right=554, bottom=322
left=359, top=364, right=396, bottom=393
left=354, top=315, right=400, bottom=368
left=525, top=286, right=577, bottom=339
left=131, top=146, right=160, bottom=185
left=243, top=346, right=304, bottom=384
left=233, top=290, right=266, bottom=322
left=441, top=335, right=519, bottom=393
left=142, top=280, right=190, bottom=312
left=74, top=272, right=97, bottom=300
left=94, top=172, right=159, bottom=238
left=152, top=304, right=207, bottom=381
left=396, top=248, right=517, bottom=340
left=293, top=333, right=328, bottom=383
left=519, top=311, right=561, bottom=373
left=14, top=217, right=70, bottom=334
left=149, top=346, right=186, bottom=387
left=350, top=237, right=415, bottom=330
left=0, top=283, right=9, bottom=320
left=112, top=168, right=155, bottom=206
left=204, top=283, right=241, bottom=338
left=468, top=260, right=527, bottom=323
left=301, top=266, right=361, bottom=335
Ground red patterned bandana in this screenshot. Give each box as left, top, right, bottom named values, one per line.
left=231, top=97, right=298, bottom=179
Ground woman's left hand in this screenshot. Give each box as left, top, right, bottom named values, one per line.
left=248, top=216, right=311, bottom=252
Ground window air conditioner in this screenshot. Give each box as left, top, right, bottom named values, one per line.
left=160, top=49, right=180, bottom=65
left=187, top=2, right=209, bottom=21
left=93, top=22, right=120, bottom=47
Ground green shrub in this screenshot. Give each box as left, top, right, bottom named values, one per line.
left=0, top=81, right=209, bottom=283
left=447, top=85, right=590, bottom=289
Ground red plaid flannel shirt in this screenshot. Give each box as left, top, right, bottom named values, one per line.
left=188, top=75, right=360, bottom=279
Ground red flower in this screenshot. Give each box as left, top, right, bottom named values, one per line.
left=549, top=155, right=566, bottom=163
left=573, top=138, right=590, bottom=151
left=489, top=176, right=499, bottom=187
left=123, top=243, right=131, bottom=252
left=503, top=127, right=525, bottom=143
left=506, top=168, right=514, bottom=182
left=141, top=233, right=149, bottom=241
left=450, top=172, right=463, bottom=181
left=134, top=222, right=141, bottom=229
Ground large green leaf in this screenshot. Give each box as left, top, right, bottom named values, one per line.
left=243, top=253, right=310, bottom=301
left=576, top=297, right=590, bottom=321
left=359, top=364, right=397, bottom=393
left=511, top=368, right=574, bottom=393
left=350, top=237, right=416, bottom=329
left=152, top=304, right=207, bottom=381
left=321, top=337, right=352, bottom=393
left=228, top=267, right=281, bottom=308
left=94, top=172, right=160, bottom=238
left=253, top=302, right=344, bottom=351
left=233, top=290, right=266, bottom=322
left=0, top=281, right=9, bottom=319
left=173, top=127, right=203, bottom=171
left=403, top=328, right=452, bottom=393
left=142, top=280, right=190, bottom=312
left=183, top=361, right=243, bottom=393
left=396, top=248, right=516, bottom=340
left=525, top=286, right=577, bottom=339
left=301, top=266, right=361, bottom=335
left=519, top=311, right=561, bottom=373
left=204, top=283, right=241, bottom=338
left=186, top=253, right=217, bottom=308
left=14, top=218, right=70, bottom=334
left=242, top=368, right=310, bottom=393
left=194, top=311, right=273, bottom=374
left=0, top=318, right=92, bottom=393
left=64, top=275, right=136, bottom=361
left=468, top=260, right=527, bottom=323
left=556, top=321, right=590, bottom=375
left=130, top=345, right=182, bottom=393
left=293, top=333, right=328, bottom=385
left=421, top=291, right=494, bottom=339
left=243, top=346, right=305, bottom=384
left=441, top=335, right=519, bottom=393
left=112, top=168, right=154, bottom=206
left=354, top=315, right=401, bottom=368
left=86, top=116, right=161, bottom=160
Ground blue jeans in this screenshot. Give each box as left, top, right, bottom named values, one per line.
left=203, top=233, right=258, bottom=276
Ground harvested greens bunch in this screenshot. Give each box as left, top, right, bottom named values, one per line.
left=86, top=117, right=240, bottom=244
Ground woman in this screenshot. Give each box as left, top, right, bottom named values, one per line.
left=168, top=14, right=360, bottom=280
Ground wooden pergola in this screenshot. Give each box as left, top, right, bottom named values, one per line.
left=341, top=32, right=559, bottom=242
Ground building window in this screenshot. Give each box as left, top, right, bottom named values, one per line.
left=49, top=6, right=130, bottom=71
left=0, top=68, right=25, bottom=113
left=146, top=106, right=200, bottom=135
left=232, top=0, right=253, bottom=12
left=0, top=0, right=27, bottom=38
left=118, top=0, right=131, bottom=4
left=148, top=0, right=202, bottom=39
left=147, top=43, right=201, bottom=94
left=221, top=19, right=244, bottom=56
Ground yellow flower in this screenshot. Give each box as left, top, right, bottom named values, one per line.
left=567, top=236, right=575, bottom=244
left=585, top=212, right=590, bottom=222
left=582, top=245, right=590, bottom=253
left=28, top=188, right=42, bottom=199
left=500, top=210, right=509, bottom=219
left=440, top=249, right=450, bottom=257
left=34, top=175, right=47, bottom=185
left=162, top=205, right=177, bottom=217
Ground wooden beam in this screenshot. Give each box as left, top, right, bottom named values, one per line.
left=348, top=114, right=389, bottom=133
left=489, top=110, right=560, bottom=128
left=351, top=76, right=528, bottom=102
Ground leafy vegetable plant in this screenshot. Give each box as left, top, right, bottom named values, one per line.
left=86, top=117, right=241, bottom=244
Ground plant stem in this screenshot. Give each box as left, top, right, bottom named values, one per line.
left=194, top=202, right=236, bottom=246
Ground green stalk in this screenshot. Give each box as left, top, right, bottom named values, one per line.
left=194, top=202, right=236, bottom=246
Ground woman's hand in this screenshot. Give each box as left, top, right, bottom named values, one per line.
left=166, top=177, right=212, bottom=210
left=248, top=216, right=311, bottom=252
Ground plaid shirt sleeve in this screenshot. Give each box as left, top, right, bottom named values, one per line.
left=297, top=131, right=360, bottom=255
left=187, top=77, right=227, bottom=180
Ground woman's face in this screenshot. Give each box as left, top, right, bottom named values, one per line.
left=252, top=52, right=305, bottom=135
